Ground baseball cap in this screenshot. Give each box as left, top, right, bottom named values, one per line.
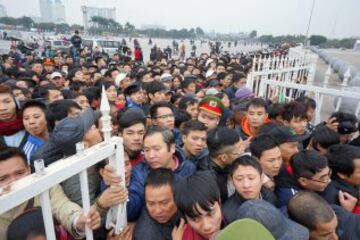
left=236, top=200, right=309, bottom=240
left=115, top=72, right=127, bottom=87
left=269, top=126, right=300, bottom=144
left=160, top=73, right=173, bottom=82
left=50, top=72, right=62, bottom=80
left=206, top=69, right=216, bottom=78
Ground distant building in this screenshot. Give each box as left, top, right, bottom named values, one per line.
left=39, top=0, right=66, bottom=23
left=81, top=6, right=116, bottom=32
left=0, top=4, right=7, bottom=18
left=354, top=40, right=360, bottom=51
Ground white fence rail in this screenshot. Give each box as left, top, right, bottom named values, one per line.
left=246, top=50, right=318, bottom=96
left=0, top=87, right=127, bottom=239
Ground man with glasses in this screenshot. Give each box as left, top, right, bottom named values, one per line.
left=275, top=150, right=332, bottom=208
left=207, top=127, right=245, bottom=202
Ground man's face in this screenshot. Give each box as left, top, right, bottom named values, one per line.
left=182, top=130, right=207, bottom=156
left=198, top=110, right=220, bottom=130
left=153, top=107, right=175, bottom=129
left=186, top=103, right=199, bottom=120
left=0, top=93, right=16, bottom=121
left=309, top=215, right=338, bottom=240
left=186, top=202, right=222, bottom=239
left=120, top=77, right=132, bottom=90
left=51, top=76, right=65, bottom=88
left=0, top=156, right=30, bottom=188
left=145, top=185, right=177, bottom=224
left=279, top=142, right=299, bottom=164
left=235, top=78, right=247, bottom=89
left=216, top=65, right=225, bottom=73
left=75, top=95, right=90, bottom=109
left=247, top=105, right=267, bottom=128
left=259, top=147, right=283, bottom=177
left=23, top=106, right=48, bottom=137
left=184, top=83, right=196, bottom=94
left=150, top=91, right=166, bottom=103
left=83, top=125, right=102, bottom=147
left=299, top=166, right=332, bottom=192
left=339, top=158, right=360, bottom=186
left=232, top=165, right=262, bottom=200
left=285, top=117, right=307, bottom=135
left=47, top=89, right=64, bottom=103
left=144, top=132, right=175, bottom=169
left=32, top=63, right=43, bottom=75
left=129, top=91, right=143, bottom=105
left=121, top=123, right=145, bottom=154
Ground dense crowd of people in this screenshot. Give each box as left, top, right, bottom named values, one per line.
left=0, top=30, right=360, bottom=240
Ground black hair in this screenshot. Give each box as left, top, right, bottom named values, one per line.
left=329, top=111, right=358, bottom=134
left=178, top=96, right=198, bottom=110
left=21, top=100, right=47, bottom=115
left=207, top=127, right=240, bottom=157
left=0, top=147, right=27, bottom=165
left=174, top=171, right=220, bottom=219
left=174, top=109, right=191, bottom=129
left=290, top=150, right=328, bottom=179
left=181, top=120, right=207, bottom=136
left=47, top=99, right=81, bottom=129
left=180, top=78, right=195, bottom=90
left=69, top=81, right=87, bottom=92
left=149, top=101, right=174, bottom=119
left=326, top=144, right=360, bottom=177
left=246, top=98, right=267, bottom=112
left=310, top=126, right=340, bottom=151
left=281, top=101, right=307, bottom=122
left=232, top=72, right=246, bottom=83
left=230, top=155, right=263, bottom=177
left=95, top=80, right=116, bottom=91
left=145, top=168, right=174, bottom=190
left=217, top=72, right=226, bottom=81
left=257, top=122, right=282, bottom=135
left=267, top=103, right=284, bottom=120
left=145, top=81, right=167, bottom=96
left=118, top=109, right=146, bottom=132
left=250, top=134, right=279, bottom=159
left=288, top=191, right=335, bottom=231
left=295, top=96, right=316, bottom=110
left=83, top=87, right=101, bottom=105
left=144, top=126, right=175, bottom=151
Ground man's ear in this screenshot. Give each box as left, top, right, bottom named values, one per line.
left=182, top=135, right=187, bottom=144
left=298, top=177, right=308, bottom=188
left=170, top=143, right=176, bottom=154
left=337, top=172, right=347, bottom=180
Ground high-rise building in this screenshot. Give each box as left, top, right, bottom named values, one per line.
left=39, top=0, right=66, bottom=23
left=0, top=4, right=7, bottom=18
left=81, top=6, right=116, bottom=32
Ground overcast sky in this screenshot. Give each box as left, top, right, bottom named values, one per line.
left=0, top=0, right=359, bottom=38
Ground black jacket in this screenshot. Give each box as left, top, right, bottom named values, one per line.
left=133, top=209, right=180, bottom=240
left=222, top=189, right=277, bottom=223
left=275, top=166, right=303, bottom=208
left=332, top=205, right=360, bottom=240
left=321, top=177, right=359, bottom=205
left=209, top=159, right=231, bottom=203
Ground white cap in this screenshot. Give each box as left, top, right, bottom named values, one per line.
left=50, top=72, right=62, bottom=79
left=206, top=69, right=216, bottom=78
left=115, top=72, right=127, bottom=87
left=160, top=73, right=173, bottom=82
left=206, top=58, right=214, bottom=67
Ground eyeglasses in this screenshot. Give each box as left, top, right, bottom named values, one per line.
left=156, top=113, right=174, bottom=120
left=305, top=169, right=332, bottom=184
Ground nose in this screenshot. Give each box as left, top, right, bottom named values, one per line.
left=201, top=218, right=213, bottom=233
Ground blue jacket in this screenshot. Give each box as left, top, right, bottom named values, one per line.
left=186, top=148, right=210, bottom=171
left=275, top=166, right=302, bottom=208
left=127, top=147, right=196, bottom=221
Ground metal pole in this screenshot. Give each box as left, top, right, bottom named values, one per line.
left=305, top=0, right=316, bottom=46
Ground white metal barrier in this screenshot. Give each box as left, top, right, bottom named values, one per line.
left=0, top=87, right=127, bottom=239
left=246, top=50, right=318, bottom=96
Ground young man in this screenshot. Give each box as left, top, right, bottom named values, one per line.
left=268, top=126, right=300, bottom=165
left=322, top=144, right=360, bottom=208
left=0, top=147, right=101, bottom=239
left=178, top=96, right=199, bottom=120
left=145, top=81, right=167, bottom=104
left=181, top=120, right=209, bottom=170
left=308, top=126, right=340, bottom=155
left=275, top=150, right=331, bottom=208
left=223, top=156, right=277, bottom=223
left=133, top=168, right=179, bottom=240
left=118, top=108, right=147, bottom=167
left=224, top=72, right=247, bottom=100
left=173, top=171, right=224, bottom=240
left=250, top=134, right=283, bottom=191
left=124, top=83, right=144, bottom=110
left=281, top=101, right=310, bottom=148
left=126, top=127, right=196, bottom=221
left=197, top=96, right=224, bottom=130
left=150, top=102, right=175, bottom=130
left=237, top=98, right=269, bottom=140
left=289, top=191, right=360, bottom=240
left=207, top=127, right=245, bottom=202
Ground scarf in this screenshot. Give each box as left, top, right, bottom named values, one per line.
left=0, top=114, right=24, bottom=136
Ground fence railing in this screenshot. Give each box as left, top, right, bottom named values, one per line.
left=246, top=49, right=318, bottom=96
left=0, top=87, right=127, bottom=240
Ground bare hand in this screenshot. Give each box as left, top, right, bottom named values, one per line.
left=339, top=190, right=358, bottom=212
left=98, top=185, right=128, bottom=208
left=172, top=218, right=186, bottom=240
left=325, top=117, right=339, bottom=131
left=76, top=206, right=101, bottom=231
left=107, top=223, right=135, bottom=240
left=100, top=164, right=122, bottom=186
